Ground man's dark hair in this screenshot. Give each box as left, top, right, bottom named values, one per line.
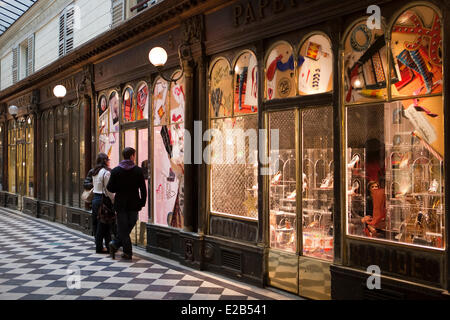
left=122, top=147, right=136, bottom=160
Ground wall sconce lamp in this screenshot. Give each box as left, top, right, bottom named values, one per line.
left=148, top=43, right=190, bottom=83
left=8, top=105, right=19, bottom=121
left=53, top=83, right=82, bottom=108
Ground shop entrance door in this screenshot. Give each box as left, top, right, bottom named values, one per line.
left=267, top=107, right=334, bottom=299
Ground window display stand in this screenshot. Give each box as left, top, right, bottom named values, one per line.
left=385, top=134, right=444, bottom=247
left=347, top=148, right=367, bottom=236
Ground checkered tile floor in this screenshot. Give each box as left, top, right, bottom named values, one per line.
left=0, top=208, right=297, bottom=300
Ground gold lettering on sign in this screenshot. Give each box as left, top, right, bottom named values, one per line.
left=233, top=0, right=299, bottom=27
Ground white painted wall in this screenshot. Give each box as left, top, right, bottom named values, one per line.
left=34, top=16, right=60, bottom=72
left=74, top=0, right=112, bottom=48
left=0, top=52, right=13, bottom=91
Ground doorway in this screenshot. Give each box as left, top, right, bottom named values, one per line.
left=267, top=106, right=334, bottom=299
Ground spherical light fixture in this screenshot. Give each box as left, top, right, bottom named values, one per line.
left=8, top=105, right=19, bottom=117
left=149, top=47, right=168, bottom=67
left=53, top=85, right=67, bottom=99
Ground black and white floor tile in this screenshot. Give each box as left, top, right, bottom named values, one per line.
left=0, top=208, right=299, bottom=301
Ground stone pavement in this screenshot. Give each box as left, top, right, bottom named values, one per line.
left=0, top=208, right=301, bottom=301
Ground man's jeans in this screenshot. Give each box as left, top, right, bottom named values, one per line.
left=112, top=210, right=138, bottom=256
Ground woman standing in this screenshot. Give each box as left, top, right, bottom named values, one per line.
left=91, top=153, right=115, bottom=253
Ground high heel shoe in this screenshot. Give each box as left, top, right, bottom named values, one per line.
left=428, top=179, right=439, bottom=193
left=271, top=171, right=282, bottom=185
left=320, top=173, right=333, bottom=189
left=348, top=180, right=360, bottom=196
left=347, top=154, right=360, bottom=169
left=286, top=190, right=296, bottom=200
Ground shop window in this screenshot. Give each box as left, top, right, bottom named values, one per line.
left=344, top=20, right=392, bottom=103
left=298, top=34, right=333, bottom=95
left=234, top=52, right=258, bottom=115
left=26, top=117, right=34, bottom=197
left=345, top=5, right=444, bottom=250
left=41, top=113, right=49, bottom=201
left=153, top=72, right=185, bottom=228
left=123, top=87, right=135, bottom=122
left=97, top=92, right=120, bottom=168
left=71, top=106, right=80, bottom=207
left=210, top=55, right=258, bottom=220
left=391, top=6, right=442, bottom=97
left=0, top=123, right=3, bottom=191
left=265, top=42, right=295, bottom=100
left=7, top=121, right=16, bottom=193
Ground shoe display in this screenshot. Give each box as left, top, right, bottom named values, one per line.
left=320, top=173, right=333, bottom=189
left=348, top=180, right=360, bottom=196
left=271, top=171, right=282, bottom=185
left=347, top=154, right=360, bottom=169
left=428, top=179, right=439, bottom=193
left=286, top=190, right=296, bottom=200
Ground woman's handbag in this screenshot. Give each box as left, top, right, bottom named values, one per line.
left=81, top=188, right=94, bottom=203
left=98, top=170, right=116, bottom=224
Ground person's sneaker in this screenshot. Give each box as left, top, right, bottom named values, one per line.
left=121, top=253, right=132, bottom=260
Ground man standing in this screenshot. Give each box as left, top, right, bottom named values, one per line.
left=107, top=147, right=147, bottom=260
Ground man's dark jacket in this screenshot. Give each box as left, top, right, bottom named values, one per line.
left=107, top=161, right=147, bottom=212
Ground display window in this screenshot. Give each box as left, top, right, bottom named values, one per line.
left=233, top=52, right=258, bottom=114
left=345, top=5, right=445, bottom=250
left=8, top=121, right=16, bottom=193
left=210, top=58, right=233, bottom=117
left=391, top=6, right=442, bottom=98
left=25, top=117, right=34, bottom=197
left=97, top=92, right=120, bottom=168
left=209, top=53, right=259, bottom=220
left=153, top=72, right=185, bottom=229
left=344, top=20, right=393, bottom=103
left=0, top=123, right=4, bottom=191
left=123, top=87, right=135, bottom=122
left=298, top=34, right=333, bottom=95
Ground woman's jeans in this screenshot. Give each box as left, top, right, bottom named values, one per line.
left=92, top=193, right=112, bottom=252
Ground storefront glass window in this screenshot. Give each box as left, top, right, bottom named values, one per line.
left=345, top=6, right=445, bottom=250
left=210, top=55, right=258, bottom=220
left=0, top=123, right=3, bottom=191
left=8, top=121, right=16, bottom=193
left=298, top=34, right=333, bottom=95
left=266, top=43, right=295, bottom=100
left=153, top=72, right=185, bottom=228
left=26, top=117, right=34, bottom=197
left=98, top=93, right=120, bottom=168
left=48, top=112, right=55, bottom=202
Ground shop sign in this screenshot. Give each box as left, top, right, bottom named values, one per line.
left=9, top=93, right=32, bottom=109
left=348, top=242, right=441, bottom=285
left=233, top=0, right=302, bottom=27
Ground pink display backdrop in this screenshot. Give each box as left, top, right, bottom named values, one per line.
left=138, top=129, right=149, bottom=222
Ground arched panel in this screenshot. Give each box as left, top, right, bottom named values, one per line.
left=233, top=51, right=258, bottom=114
left=209, top=57, right=233, bottom=117
left=265, top=41, right=295, bottom=100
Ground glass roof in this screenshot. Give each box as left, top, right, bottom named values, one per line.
left=0, top=0, right=37, bottom=36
